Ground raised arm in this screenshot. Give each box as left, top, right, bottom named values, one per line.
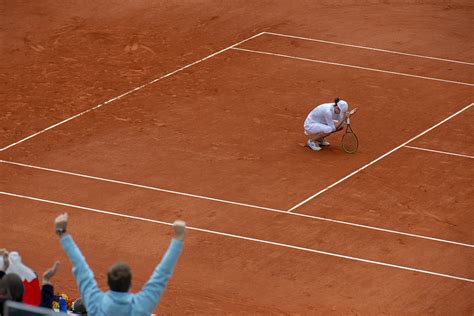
left=55, top=213, right=102, bottom=312
left=40, top=261, right=60, bottom=308
left=334, top=107, right=358, bottom=131
left=134, top=220, right=186, bottom=313
left=349, top=107, right=358, bottom=116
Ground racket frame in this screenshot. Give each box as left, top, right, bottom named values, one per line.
left=342, top=116, right=359, bottom=154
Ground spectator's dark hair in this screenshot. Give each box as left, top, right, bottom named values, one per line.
left=0, top=273, right=24, bottom=315
left=4, top=274, right=24, bottom=302
left=107, top=262, right=131, bottom=292
left=72, top=297, right=87, bottom=315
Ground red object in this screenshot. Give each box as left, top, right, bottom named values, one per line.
left=22, top=277, right=41, bottom=306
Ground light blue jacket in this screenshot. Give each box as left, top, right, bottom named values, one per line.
left=60, top=234, right=183, bottom=316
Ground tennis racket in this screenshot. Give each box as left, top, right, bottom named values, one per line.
left=341, top=116, right=359, bottom=154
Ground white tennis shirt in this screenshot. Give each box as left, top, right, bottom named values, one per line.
left=304, top=103, right=340, bottom=132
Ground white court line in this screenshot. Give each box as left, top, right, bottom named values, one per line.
left=1, top=191, right=472, bottom=283
left=264, top=32, right=474, bottom=65
left=0, top=160, right=280, bottom=212
left=404, top=146, right=474, bottom=159
left=288, top=103, right=474, bottom=212
left=2, top=159, right=472, bottom=248
left=231, top=47, right=474, bottom=87
left=0, top=32, right=265, bottom=152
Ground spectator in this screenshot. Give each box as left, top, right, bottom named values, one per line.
left=54, top=213, right=186, bottom=316
left=72, top=297, right=87, bottom=315
left=0, top=249, right=23, bottom=311
left=40, top=261, right=60, bottom=309
left=0, top=272, right=24, bottom=315
left=3, top=251, right=41, bottom=305
left=1, top=248, right=60, bottom=310
left=0, top=249, right=9, bottom=277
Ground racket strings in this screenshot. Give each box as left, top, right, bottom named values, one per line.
left=342, top=132, right=358, bottom=153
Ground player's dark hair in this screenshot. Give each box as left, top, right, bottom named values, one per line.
left=334, top=97, right=340, bottom=106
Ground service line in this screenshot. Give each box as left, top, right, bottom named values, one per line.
left=1, top=191, right=473, bottom=283
left=1, top=159, right=472, bottom=248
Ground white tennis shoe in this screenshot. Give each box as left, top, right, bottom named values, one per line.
left=307, top=139, right=321, bottom=151
left=319, top=138, right=330, bottom=146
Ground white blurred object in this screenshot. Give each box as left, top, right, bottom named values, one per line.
left=6, top=251, right=37, bottom=282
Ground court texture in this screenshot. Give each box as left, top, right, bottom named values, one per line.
left=1, top=1, right=473, bottom=314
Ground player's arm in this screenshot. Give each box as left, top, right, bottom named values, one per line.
left=348, top=107, right=358, bottom=116
left=335, top=108, right=358, bottom=131
left=334, top=113, right=348, bottom=132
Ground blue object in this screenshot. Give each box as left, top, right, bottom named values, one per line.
left=60, top=234, right=183, bottom=316
left=59, top=296, right=68, bottom=313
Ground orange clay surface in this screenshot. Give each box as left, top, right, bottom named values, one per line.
left=1, top=1, right=473, bottom=314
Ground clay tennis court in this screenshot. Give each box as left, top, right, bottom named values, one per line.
left=1, top=1, right=473, bottom=314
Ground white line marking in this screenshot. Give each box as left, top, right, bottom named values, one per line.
left=288, top=103, right=474, bottom=212
left=404, top=146, right=474, bottom=159
left=231, top=47, right=474, bottom=87
left=2, top=159, right=472, bottom=248
left=0, top=33, right=265, bottom=152
left=0, top=160, right=280, bottom=212
left=263, top=32, right=474, bottom=65
left=1, top=191, right=472, bottom=283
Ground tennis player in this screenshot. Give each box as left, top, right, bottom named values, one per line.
left=304, top=98, right=354, bottom=151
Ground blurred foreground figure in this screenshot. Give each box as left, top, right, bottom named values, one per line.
left=54, top=213, right=186, bottom=316
left=0, top=249, right=40, bottom=306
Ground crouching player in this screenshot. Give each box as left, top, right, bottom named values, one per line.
left=304, top=98, right=356, bottom=151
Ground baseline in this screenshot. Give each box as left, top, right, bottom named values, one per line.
left=1, top=159, right=472, bottom=248
left=264, top=32, right=474, bottom=65
left=1, top=191, right=472, bottom=283
left=231, top=47, right=474, bottom=87
left=0, top=32, right=265, bottom=152
left=288, top=103, right=473, bottom=212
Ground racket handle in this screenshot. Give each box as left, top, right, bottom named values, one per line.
left=346, top=117, right=351, bottom=124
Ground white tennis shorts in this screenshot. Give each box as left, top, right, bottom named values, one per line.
left=304, top=122, right=333, bottom=135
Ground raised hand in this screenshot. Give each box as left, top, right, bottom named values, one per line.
left=173, top=220, right=186, bottom=241
left=349, top=107, right=358, bottom=115
left=54, top=213, right=68, bottom=235
left=43, top=261, right=60, bottom=285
